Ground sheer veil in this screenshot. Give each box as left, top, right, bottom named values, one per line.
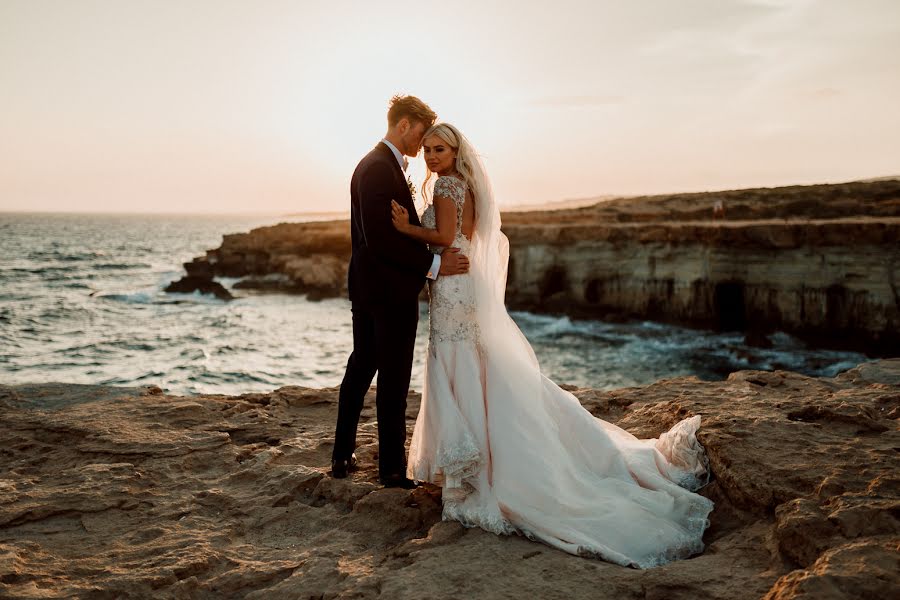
left=449, top=126, right=709, bottom=491
left=459, top=131, right=550, bottom=407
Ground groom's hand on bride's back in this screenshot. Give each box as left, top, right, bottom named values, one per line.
left=439, top=248, right=469, bottom=276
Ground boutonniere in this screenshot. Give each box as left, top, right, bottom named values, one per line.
left=406, top=175, right=417, bottom=199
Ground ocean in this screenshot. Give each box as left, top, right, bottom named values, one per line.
left=0, top=212, right=867, bottom=396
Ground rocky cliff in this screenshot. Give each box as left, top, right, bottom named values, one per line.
left=168, top=219, right=351, bottom=301
left=166, top=180, right=900, bottom=354
left=503, top=218, right=900, bottom=354
left=1, top=360, right=898, bottom=598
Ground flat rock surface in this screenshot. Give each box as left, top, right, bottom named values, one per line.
left=1, top=361, right=898, bottom=599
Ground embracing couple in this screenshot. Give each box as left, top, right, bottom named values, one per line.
left=330, top=95, right=715, bottom=569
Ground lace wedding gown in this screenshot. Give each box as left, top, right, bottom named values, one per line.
left=407, top=175, right=714, bottom=569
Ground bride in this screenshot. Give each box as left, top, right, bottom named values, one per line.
left=389, top=123, right=714, bottom=569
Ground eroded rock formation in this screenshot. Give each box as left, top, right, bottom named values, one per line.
left=1, top=360, right=898, bottom=599
left=165, top=180, right=900, bottom=353
left=502, top=218, right=900, bottom=354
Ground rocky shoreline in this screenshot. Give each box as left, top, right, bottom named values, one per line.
left=166, top=180, right=900, bottom=355
left=1, top=360, right=898, bottom=598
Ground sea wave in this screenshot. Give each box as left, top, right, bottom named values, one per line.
left=93, top=291, right=160, bottom=304
left=93, top=262, right=153, bottom=271
left=1, top=212, right=871, bottom=396
left=26, top=250, right=108, bottom=262
left=93, top=288, right=226, bottom=305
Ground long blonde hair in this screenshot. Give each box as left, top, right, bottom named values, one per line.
left=421, top=123, right=480, bottom=206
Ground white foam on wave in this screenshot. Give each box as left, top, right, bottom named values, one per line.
left=94, top=276, right=229, bottom=305
left=215, top=276, right=244, bottom=289
left=508, top=309, right=869, bottom=381
left=511, top=311, right=587, bottom=338
left=164, top=289, right=231, bottom=304
left=94, top=290, right=157, bottom=304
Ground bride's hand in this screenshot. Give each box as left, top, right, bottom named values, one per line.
left=391, top=200, right=410, bottom=233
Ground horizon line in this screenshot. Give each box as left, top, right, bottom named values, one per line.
left=1, top=175, right=896, bottom=217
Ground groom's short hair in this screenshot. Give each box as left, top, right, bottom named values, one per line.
left=388, top=95, right=437, bottom=128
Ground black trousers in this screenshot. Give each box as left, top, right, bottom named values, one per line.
left=333, top=299, right=419, bottom=477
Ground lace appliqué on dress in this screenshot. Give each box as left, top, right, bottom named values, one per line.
left=421, top=176, right=481, bottom=346
left=422, top=175, right=467, bottom=256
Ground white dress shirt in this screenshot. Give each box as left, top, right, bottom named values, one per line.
left=381, top=138, right=441, bottom=280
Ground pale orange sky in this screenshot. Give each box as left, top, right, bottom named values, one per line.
left=1, top=0, right=899, bottom=214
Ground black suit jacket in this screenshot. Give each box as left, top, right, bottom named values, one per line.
left=347, top=142, right=434, bottom=308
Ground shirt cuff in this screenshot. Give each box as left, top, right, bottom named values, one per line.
left=426, top=254, right=441, bottom=280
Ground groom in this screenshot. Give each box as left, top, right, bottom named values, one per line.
left=331, top=95, right=469, bottom=488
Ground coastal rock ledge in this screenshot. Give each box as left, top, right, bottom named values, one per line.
left=1, top=360, right=898, bottom=599
left=167, top=180, right=900, bottom=354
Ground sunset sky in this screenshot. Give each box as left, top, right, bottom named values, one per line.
left=2, top=0, right=899, bottom=214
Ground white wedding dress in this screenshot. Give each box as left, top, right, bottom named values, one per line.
left=407, top=174, right=714, bottom=569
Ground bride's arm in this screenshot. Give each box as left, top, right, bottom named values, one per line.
left=391, top=196, right=456, bottom=246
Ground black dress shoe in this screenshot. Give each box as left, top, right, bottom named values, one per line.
left=379, top=473, right=419, bottom=489
left=331, top=453, right=358, bottom=479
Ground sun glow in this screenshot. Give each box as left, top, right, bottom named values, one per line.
left=1, top=1, right=898, bottom=214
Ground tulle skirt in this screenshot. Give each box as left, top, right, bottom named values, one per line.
left=407, top=338, right=715, bottom=569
